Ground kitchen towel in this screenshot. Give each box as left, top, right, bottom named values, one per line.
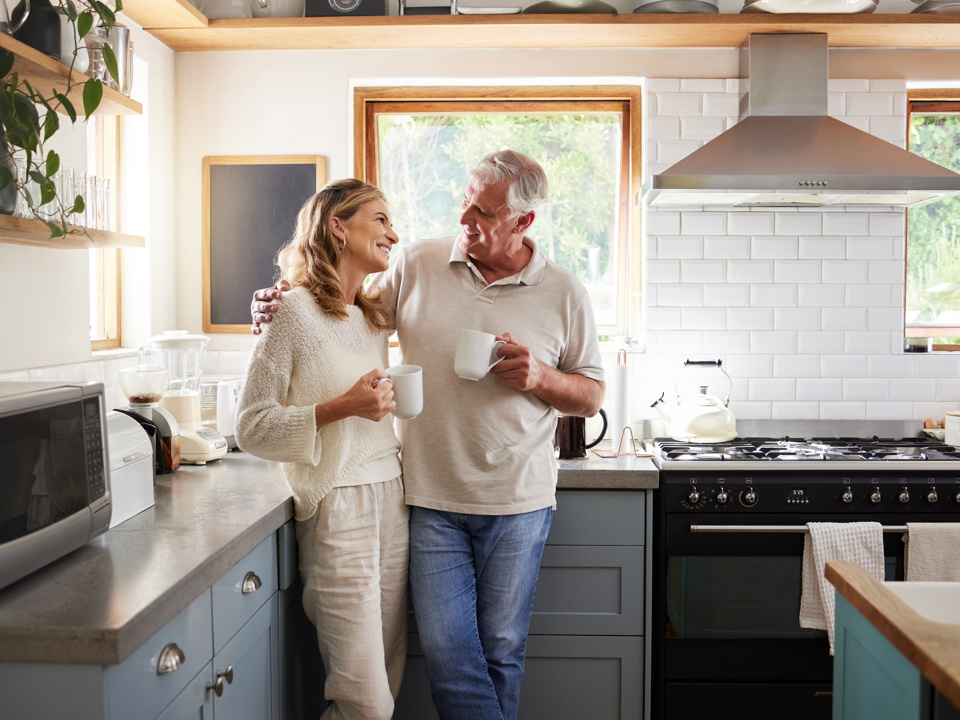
left=799, top=521, right=885, bottom=655
left=904, top=522, right=960, bottom=581
left=607, top=350, right=630, bottom=453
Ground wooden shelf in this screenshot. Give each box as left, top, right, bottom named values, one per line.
left=121, top=0, right=207, bottom=29
left=120, top=11, right=960, bottom=52
left=0, top=34, right=142, bottom=116
left=0, top=214, right=145, bottom=250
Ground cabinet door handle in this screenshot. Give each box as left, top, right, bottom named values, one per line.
left=206, top=676, right=225, bottom=697
left=241, top=571, right=262, bottom=594
left=157, top=643, right=185, bottom=675
left=218, top=666, right=234, bottom=685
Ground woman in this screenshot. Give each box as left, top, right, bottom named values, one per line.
left=235, top=179, right=406, bottom=720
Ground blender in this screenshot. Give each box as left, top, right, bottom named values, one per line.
left=117, top=364, right=181, bottom=474
left=143, top=331, right=228, bottom=465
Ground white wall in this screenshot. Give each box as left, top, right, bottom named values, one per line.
left=5, top=40, right=960, bottom=427
left=0, top=20, right=177, bottom=374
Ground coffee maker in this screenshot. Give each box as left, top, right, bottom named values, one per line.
left=116, top=364, right=181, bottom=475
left=144, top=331, right=228, bottom=465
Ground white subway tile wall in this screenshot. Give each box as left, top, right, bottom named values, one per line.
left=637, top=77, right=960, bottom=424
left=4, top=78, right=959, bottom=431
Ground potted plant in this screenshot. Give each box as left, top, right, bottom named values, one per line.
left=0, top=0, right=122, bottom=238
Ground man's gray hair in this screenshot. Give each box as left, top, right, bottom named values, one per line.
left=469, top=149, right=548, bottom=216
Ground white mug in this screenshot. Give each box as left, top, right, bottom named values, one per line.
left=386, top=365, right=422, bottom=420
left=454, top=330, right=506, bottom=382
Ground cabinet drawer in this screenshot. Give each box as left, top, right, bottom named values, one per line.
left=550, top=490, right=645, bottom=546
left=212, top=534, right=278, bottom=655
left=530, top=545, right=644, bottom=636
left=104, top=589, right=213, bottom=720
left=156, top=661, right=214, bottom=720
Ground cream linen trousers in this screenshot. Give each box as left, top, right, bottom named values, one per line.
left=296, top=476, right=409, bottom=720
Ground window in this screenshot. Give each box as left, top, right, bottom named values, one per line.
left=906, top=93, right=960, bottom=350
left=90, top=115, right=120, bottom=351
left=354, top=86, right=642, bottom=337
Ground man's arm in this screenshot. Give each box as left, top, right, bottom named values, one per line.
left=493, top=332, right=605, bottom=417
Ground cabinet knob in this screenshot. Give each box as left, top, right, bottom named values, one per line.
left=242, top=571, right=262, bottom=594
left=206, top=676, right=225, bottom=698
left=218, top=666, right=234, bottom=685
left=157, top=643, right=185, bottom=675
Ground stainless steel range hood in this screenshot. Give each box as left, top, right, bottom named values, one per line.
left=641, top=33, right=960, bottom=209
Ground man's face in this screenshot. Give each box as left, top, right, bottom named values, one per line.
left=457, top=178, right=524, bottom=262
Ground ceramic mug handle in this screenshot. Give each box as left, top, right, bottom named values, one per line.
left=487, top=340, right=507, bottom=372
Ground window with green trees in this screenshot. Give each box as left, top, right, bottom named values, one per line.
left=358, top=88, right=641, bottom=336
left=907, top=100, right=960, bottom=348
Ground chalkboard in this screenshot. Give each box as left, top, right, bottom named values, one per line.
left=202, top=155, right=326, bottom=333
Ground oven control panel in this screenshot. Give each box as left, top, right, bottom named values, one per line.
left=666, top=471, right=960, bottom=514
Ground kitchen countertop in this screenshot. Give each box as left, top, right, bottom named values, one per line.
left=0, top=450, right=656, bottom=666
left=825, top=561, right=960, bottom=711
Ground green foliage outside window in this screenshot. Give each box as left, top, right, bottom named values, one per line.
left=376, top=112, right=623, bottom=326
left=907, top=112, right=960, bottom=343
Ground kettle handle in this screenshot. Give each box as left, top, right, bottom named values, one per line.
left=585, top=408, right=608, bottom=449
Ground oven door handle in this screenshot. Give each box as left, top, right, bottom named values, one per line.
left=689, top=524, right=909, bottom=534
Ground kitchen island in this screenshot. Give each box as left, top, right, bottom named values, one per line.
left=826, top=561, right=960, bottom=720
left=0, top=450, right=657, bottom=719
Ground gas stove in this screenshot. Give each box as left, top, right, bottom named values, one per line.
left=650, top=436, right=960, bottom=471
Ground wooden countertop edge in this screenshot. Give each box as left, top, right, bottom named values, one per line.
left=825, top=561, right=960, bottom=711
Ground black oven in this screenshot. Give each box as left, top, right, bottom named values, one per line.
left=650, top=436, right=960, bottom=720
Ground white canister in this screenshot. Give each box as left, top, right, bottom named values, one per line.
left=945, top=411, right=960, bottom=446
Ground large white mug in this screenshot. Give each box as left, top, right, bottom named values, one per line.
left=386, top=365, right=422, bottom=420
left=455, top=330, right=506, bottom=382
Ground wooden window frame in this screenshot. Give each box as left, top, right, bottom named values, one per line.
left=91, top=115, right=121, bottom=351
left=906, top=90, right=960, bottom=352
left=353, top=85, right=643, bottom=336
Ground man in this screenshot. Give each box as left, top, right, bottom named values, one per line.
left=252, top=150, right=605, bottom=719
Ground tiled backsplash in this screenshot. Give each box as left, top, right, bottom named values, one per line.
left=0, top=350, right=253, bottom=414
left=631, top=77, right=960, bottom=427
left=6, top=78, right=959, bottom=430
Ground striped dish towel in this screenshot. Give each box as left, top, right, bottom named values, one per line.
left=799, top=521, right=885, bottom=655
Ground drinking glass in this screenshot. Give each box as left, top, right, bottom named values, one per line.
left=57, top=167, right=74, bottom=224
left=97, top=178, right=110, bottom=230
left=13, top=155, right=29, bottom=219
left=85, top=175, right=99, bottom=229
left=72, top=169, right=87, bottom=226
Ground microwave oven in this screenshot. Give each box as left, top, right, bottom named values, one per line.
left=0, top=380, right=112, bottom=592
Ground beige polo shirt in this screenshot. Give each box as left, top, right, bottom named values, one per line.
left=373, top=235, right=605, bottom=516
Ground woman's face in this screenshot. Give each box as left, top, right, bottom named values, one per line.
left=337, top=197, right=399, bottom=275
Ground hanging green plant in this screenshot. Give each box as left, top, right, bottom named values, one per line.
left=0, top=0, right=122, bottom=238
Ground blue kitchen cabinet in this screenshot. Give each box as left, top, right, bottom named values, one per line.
left=833, top=593, right=960, bottom=720
left=394, top=490, right=648, bottom=720
left=0, top=532, right=282, bottom=720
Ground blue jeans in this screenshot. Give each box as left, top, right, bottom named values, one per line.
left=409, top=506, right=554, bottom=720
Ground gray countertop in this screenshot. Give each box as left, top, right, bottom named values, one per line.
left=0, top=450, right=656, bottom=666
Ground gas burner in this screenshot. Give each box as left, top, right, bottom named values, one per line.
left=651, top=435, right=960, bottom=464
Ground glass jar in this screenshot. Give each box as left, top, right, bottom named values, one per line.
left=97, top=177, right=110, bottom=230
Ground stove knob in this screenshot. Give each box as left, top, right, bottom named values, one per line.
left=927, top=489, right=939, bottom=504
left=742, top=489, right=757, bottom=507
left=716, top=490, right=728, bottom=505
left=687, top=490, right=701, bottom=505
left=955, top=492, right=960, bottom=504
left=870, top=489, right=882, bottom=504
left=899, top=489, right=910, bottom=504
left=842, top=487, right=854, bottom=504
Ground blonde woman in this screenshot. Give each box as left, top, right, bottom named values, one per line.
left=236, top=179, right=406, bottom=720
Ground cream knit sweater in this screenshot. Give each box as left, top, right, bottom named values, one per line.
left=235, top=287, right=401, bottom=521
